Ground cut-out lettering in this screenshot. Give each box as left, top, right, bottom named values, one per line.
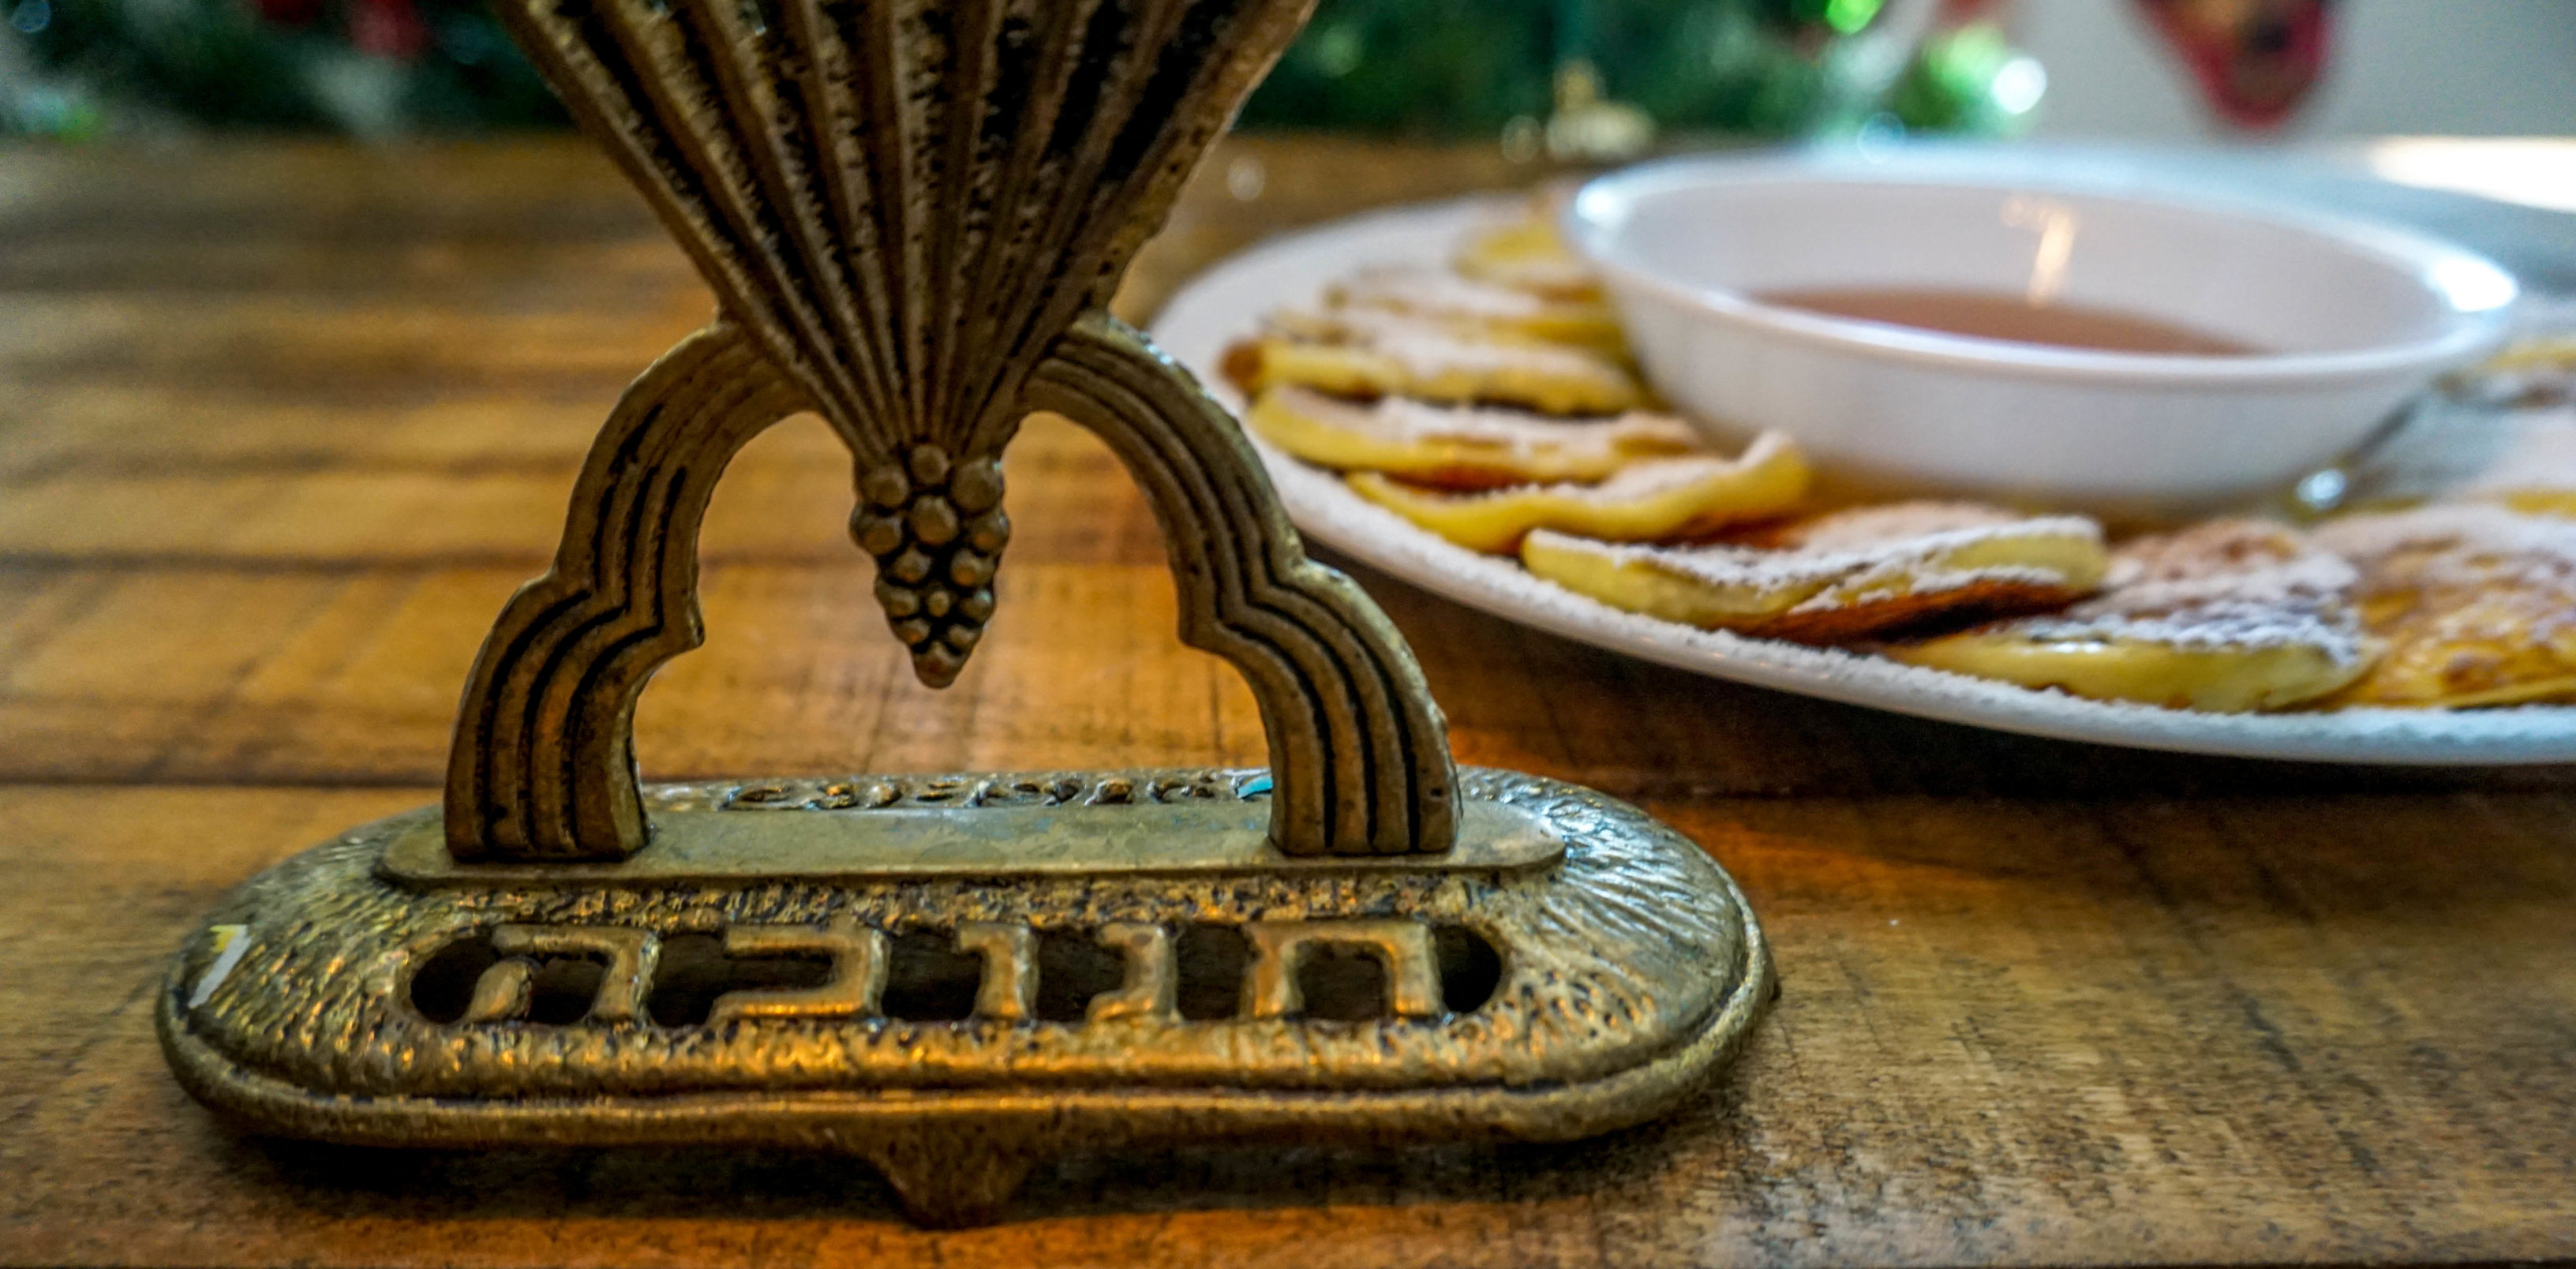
left=457, top=924, right=660, bottom=1024
left=1243, top=920, right=1442, bottom=1020
left=709, top=917, right=889, bottom=1025
left=955, top=923, right=1037, bottom=1020
left=417, top=918, right=1479, bottom=1028
left=1086, top=923, right=1178, bottom=1024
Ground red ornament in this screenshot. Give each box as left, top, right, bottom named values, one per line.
left=2136, top=0, right=2336, bottom=129
left=348, top=0, right=431, bottom=61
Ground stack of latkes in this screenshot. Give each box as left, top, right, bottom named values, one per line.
left=1222, top=199, right=2576, bottom=714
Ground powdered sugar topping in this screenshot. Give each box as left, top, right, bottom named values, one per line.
left=2005, top=519, right=2368, bottom=662
left=1774, top=501, right=2035, bottom=551
left=1530, top=503, right=2100, bottom=610
left=2314, top=503, right=2576, bottom=594
left=1264, top=308, right=1628, bottom=386
left=1280, top=386, right=1697, bottom=455
left=1421, top=444, right=1784, bottom=504
left=1329, top=266, right=1566, bottom=321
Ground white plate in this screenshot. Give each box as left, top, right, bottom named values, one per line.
left=1149, top=193, right=2576, bottom=765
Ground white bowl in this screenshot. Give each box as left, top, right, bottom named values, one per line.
left=1563, top=152, right=2521, bottom=517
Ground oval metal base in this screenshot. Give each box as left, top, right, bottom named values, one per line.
left=158, top=767, right=1772, bottom=1226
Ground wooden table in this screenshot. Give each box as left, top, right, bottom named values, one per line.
left=4, top=137, right=2574, bottom=1268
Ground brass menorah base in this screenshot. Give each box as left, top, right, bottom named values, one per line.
left=159, top=768, right=1769, bottom=1226
left=154, top=0, right=1772, bottom=1228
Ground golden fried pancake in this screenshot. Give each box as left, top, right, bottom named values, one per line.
left=1245, top=385, right=1700, bottom=489
left=1451, top=211, right=1601, bottom=302
left=1221, top=309, right=1642, bottom=416
left=1888, top=519, right=2371, bottom=712
left=1326, top=265, right=1626, bottom=355
left=2482, top=333, right=2576, bottom=376
left=1351, top=436, right=1809, bottom=554
left=1522, top=502, right=2106, bottom=643
left=2311, top=504, right=2576, bottom=707
left=2463, top=333, right=2576, bottom=407
left=2492, top=489, right=2576, bottom=519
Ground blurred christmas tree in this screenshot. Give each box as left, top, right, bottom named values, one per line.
left=2, top=0, right=2037, bottom=141
left=1240, top=0, right=2044, bottom=148
left=4, top=0, right=563, bottom=135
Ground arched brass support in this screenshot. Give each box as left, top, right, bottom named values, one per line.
left=447, top=314, right=1455, bottom=862
left=1028, top=315, right=1455, bottom=857
left=163, top=0, right=1773, bottom=1228
left=445, top=323, right=812, bottom=860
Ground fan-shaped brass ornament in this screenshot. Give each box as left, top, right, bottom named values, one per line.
left=155, top=0, right=1773, bottom=1226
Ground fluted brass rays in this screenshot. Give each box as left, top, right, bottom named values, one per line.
left=451, top=0, right=1455, bottom=861
left=492, top=0, right=1312, bottom=688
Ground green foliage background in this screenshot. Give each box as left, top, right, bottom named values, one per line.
left=3, top=0, right=2027, bottom=140
left=1241, top=0, right=1843, bottom=138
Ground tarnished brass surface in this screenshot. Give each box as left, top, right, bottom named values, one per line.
left=448, top=0, right=1453, bottom=863
left=155, top=0, right=1775, bottom=1228
left=383, top=772, right=1562, bottom=887
left=161, top=768, right=1772, bottom=1226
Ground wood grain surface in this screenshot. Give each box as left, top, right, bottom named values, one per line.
left=2, top=137, right=2572, bottom=1267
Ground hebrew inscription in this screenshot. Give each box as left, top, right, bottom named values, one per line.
left=417, top=917, right=1489, bottom=1028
